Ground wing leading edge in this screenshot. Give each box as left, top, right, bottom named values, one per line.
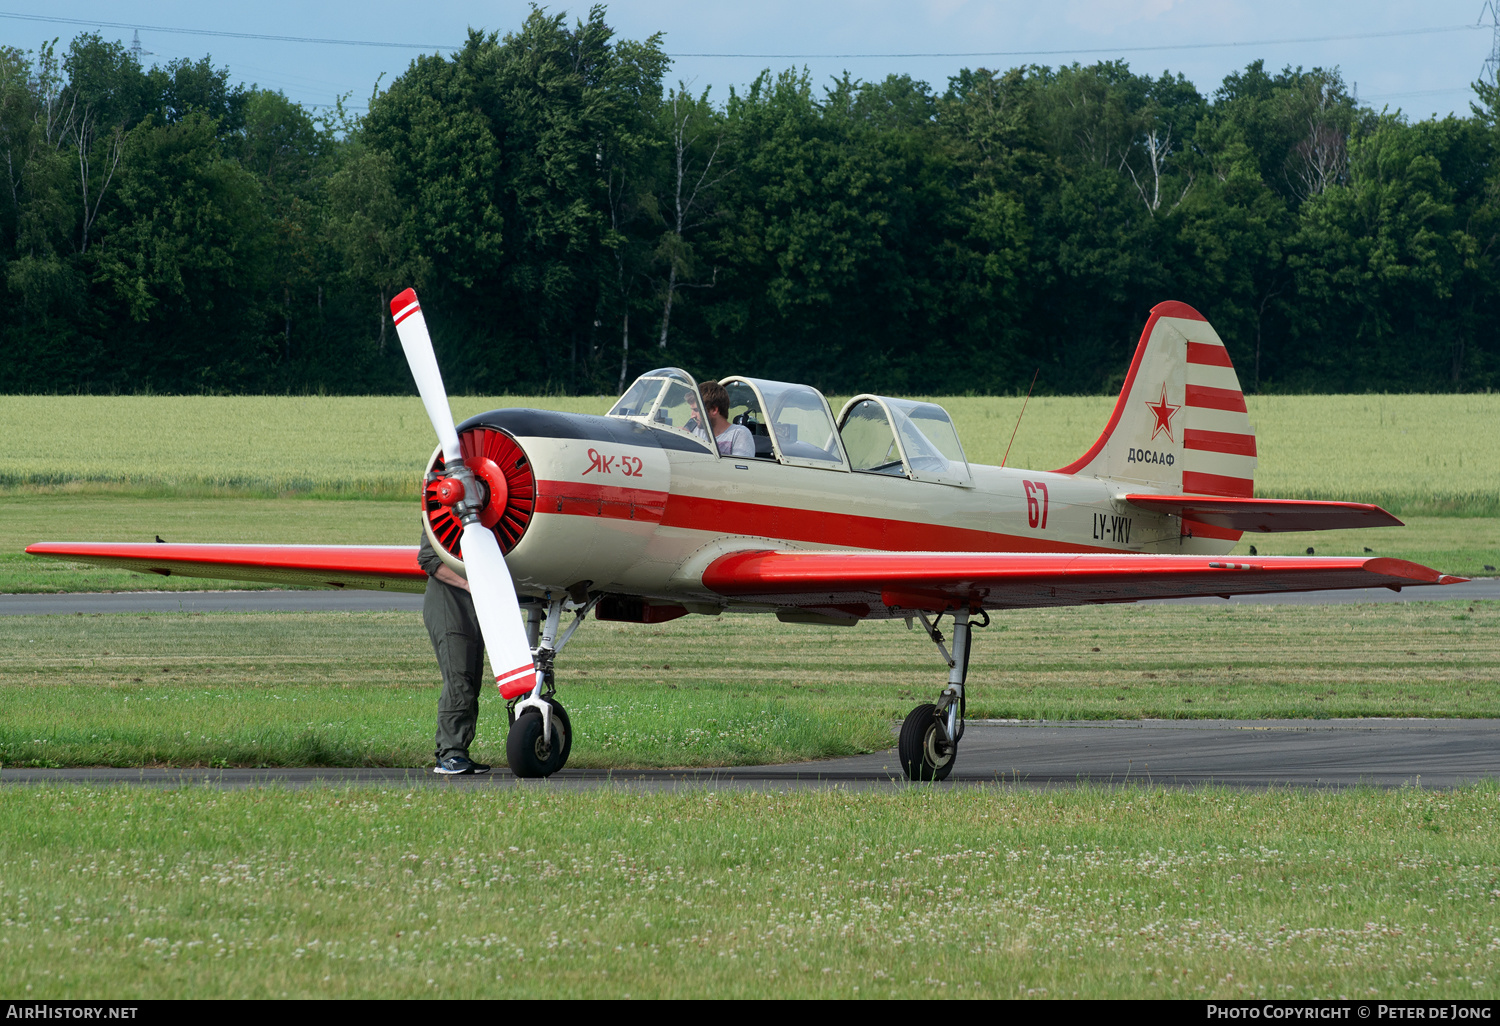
left=25, top=542, right=427, bottom=593
left=701, top=549, right=1465, bottom=615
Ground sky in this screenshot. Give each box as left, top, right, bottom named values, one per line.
left=1, top=1, right=1496, bottom=119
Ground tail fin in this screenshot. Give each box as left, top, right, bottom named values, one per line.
left=1056, top=301, right=1256, bottom=538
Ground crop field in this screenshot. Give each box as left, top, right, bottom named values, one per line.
left=1, top=784, right=1496, bottom=999
left=2, top=393, right=1496, bottom=514
left=1, top=598, right=1495, bottom=768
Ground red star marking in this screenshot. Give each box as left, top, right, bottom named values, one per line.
left=1145, top=384, right=1179, bottom=441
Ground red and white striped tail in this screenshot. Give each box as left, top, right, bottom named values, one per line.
left=1056, top=301, right=1255, bottom=540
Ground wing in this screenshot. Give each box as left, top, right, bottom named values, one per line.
left=1123, top=495, right=1402, bottom=532
left=702, top=549, right=1465, bottom=615
left=25, top=542, right=427, bottom=593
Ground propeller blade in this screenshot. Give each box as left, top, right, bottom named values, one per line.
left=391, top=287, right=538, bottom=699
left=462, top=522, right=539, bottom=699
left=390, top=288, right=462, bottom=464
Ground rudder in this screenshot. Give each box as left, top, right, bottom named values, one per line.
left=1055, top=301, right=1256, bottom=540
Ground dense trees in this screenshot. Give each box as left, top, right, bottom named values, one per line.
left=1, top=9, right=1497, bottom=396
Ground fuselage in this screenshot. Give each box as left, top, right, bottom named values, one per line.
left=426, top=408, right=1235, bottom=615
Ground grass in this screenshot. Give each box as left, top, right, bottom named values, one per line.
left=1226, top=515, right=1500, bottom=581
left=0, top=395, right=614, bottom=499
left=2, top=394, right=1497, bottom=515
left=938, top=393, right=1500, bottom=518
left=1, top=599, right=1496, bottom=769
left=1, top=784, right=1496, bottom=998
left=0, top=495, right=417, bottom=593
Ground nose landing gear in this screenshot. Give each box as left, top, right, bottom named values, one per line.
left=507, top=695, right=573, bottom=777
left=897, top=607, right=983, bottom=782
left=505, top=592, right=595, bottom=778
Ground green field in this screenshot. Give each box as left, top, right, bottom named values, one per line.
left=3, top=394, right=1496, bottom=514
left=2, top=784, right=1496, bottom=999
left=2, top=598, right=1495, bottom=768
left=2, top=391, right=1496, bottom=1001
left=0, top=495, right=421, bottom=592
left=4, top=392, right=1494, bottom=592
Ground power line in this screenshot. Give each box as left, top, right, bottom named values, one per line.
left=668, top=25, right=1483, bottom=59
left=0, top=10, right=1483, bottom=60
left=0, top=10, right=453, bottom=50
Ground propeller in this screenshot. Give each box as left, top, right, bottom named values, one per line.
left=391, top=288, right=538, bottom=700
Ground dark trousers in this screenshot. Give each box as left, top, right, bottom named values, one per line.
left=423, top=576, right=486, bottom=760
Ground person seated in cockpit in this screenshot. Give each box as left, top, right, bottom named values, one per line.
left=699, top=380, right=754, bottom=457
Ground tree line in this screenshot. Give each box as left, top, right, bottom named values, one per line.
left=2, top=7, right=1497, bottom=397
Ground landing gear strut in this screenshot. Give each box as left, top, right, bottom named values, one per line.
left=898, top=607, right=984, bottom=781
left=505, top=592, right=595, bottom=778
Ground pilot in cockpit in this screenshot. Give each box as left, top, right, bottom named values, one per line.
left=699, top=380, right=755, bottom=458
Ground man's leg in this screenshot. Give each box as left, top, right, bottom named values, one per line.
left=423, top=578, right=486, bottom=764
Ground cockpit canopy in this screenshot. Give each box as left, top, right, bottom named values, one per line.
left=836, top=395, right=972, bottom=486
left=721, top=377, right=847, bottom=469
left=607, top=367, right=713, bottom=451
left=608, top=369, right=970, bottom=485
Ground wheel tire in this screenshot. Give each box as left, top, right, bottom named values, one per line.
left=543, top=697, right=572, bottom=770
left=898, top=703, right=956, bottom=782
left=506, top=699, right=572, bottom=778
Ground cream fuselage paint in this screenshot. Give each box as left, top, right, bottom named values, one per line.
left=500, top=432, right=671, bottom=593
left=449, top=411, right=1231, bottom=612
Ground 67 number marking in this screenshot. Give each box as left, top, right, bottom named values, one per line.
left=1023, top=480, right=1050, bottom=529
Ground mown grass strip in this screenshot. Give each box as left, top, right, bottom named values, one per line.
left=3, top=394, right=1496, bottom=513
left=1, top=785, right=1496, bottom=999
left=0, top=601, right=1496, bottom=768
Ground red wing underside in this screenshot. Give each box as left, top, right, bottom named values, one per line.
left=1123, top=495, right=1402, bottom=532
left=702, top=550, right=1464, bottom=616
left=25, top=542, right=427, bottom=593
left=26, top=543, right=1465, bottom=616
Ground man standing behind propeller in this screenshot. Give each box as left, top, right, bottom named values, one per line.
left=418, top=531, right=490, bottom=775
left=391, top=286, right=541, bottom=777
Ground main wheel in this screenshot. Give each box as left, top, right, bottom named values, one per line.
left=898, top=703, right=955, bottom=782
left=506, top=698, right=572, bottom=778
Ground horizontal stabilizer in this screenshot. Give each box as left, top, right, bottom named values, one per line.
left=702, top=549, right=1463, bottom=614
left=1123, top=495, right=1402, bottom=533
left=25, top=542, right=427, bottom=593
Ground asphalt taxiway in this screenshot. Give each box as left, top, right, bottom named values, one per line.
left=4, top=718, right=1496, bottom=790
left=3, top=583, right=1494, bottom=790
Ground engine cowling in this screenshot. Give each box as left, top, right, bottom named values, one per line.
left=422, top=424, right=536, bottom=568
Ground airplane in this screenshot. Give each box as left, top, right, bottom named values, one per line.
left=27, top=292, right=1466, bottom=781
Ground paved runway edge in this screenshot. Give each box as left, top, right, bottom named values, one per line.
left=6, top=719, right=1498, bottom=790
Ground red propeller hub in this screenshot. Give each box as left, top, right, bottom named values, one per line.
left=465, top=456, right=510, bottom=528
left=430, top=476, right=465, bottom=507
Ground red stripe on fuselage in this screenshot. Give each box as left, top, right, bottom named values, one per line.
left=534, top=479, right=1107, bottom=553
left=535, top=480, right=669, bottom=523
left=1181, top=519, right=1243, bottom=541
left=1183, top=428, right=1257, bottom=457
